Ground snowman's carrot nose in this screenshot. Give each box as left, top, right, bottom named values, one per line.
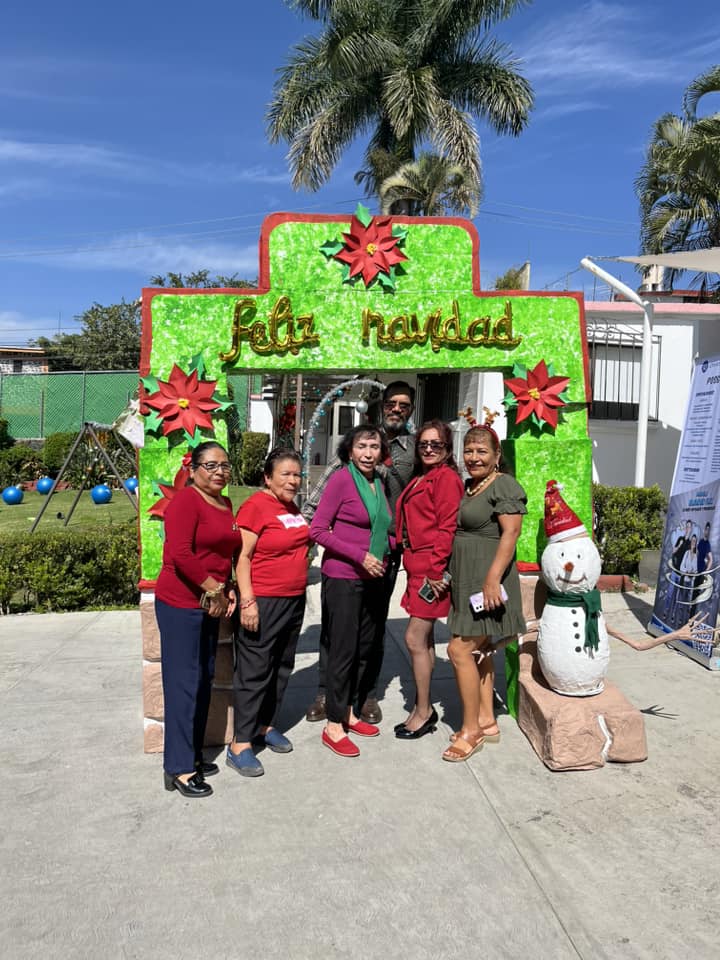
left=564, top=561, right=574, bottom=573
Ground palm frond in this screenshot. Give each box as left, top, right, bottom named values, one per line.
left=428, top=100, right=480, bottom=176
left=683, top=63, right=720, bottom=120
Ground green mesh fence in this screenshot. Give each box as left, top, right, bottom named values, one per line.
left=0, top=372, right=138, bottom=438
left=0, top=371, right=254, bottom=439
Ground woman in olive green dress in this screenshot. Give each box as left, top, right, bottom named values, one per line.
left=443, top=424, right=527, bottom=762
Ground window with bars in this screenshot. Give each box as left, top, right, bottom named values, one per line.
left=587, top=325, right=660, bottom=421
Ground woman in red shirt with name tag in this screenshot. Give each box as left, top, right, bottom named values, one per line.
left=228, top=447, right=310, bottom=777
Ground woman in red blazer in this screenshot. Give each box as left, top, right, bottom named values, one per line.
left=394, top=420, right=464, bottom=740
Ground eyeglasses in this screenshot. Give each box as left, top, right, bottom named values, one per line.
left=417, top=440, right=446, bottom=452
left=197, top=461, right=232, bottom=473
left=383, top=401, right=412, bottom=413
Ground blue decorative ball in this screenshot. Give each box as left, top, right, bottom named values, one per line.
left=90, top=484, right=112, bottom=505
left=124, top=477, right=139, bottom=493
left=36, top=477, right=54, bottom=495
left=2, top=485, right=24, bottom=505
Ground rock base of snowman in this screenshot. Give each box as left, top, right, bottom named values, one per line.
left=517, top=577, right=647, bottom=771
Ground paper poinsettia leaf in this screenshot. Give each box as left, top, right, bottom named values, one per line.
left=143, top=409, right=165, bottom=434
left=151, top=479, right=170, bottom=497
left=320, top=239, right=345, bottom=259
left=140, top=374, right=159, bottom=394
left=376, top=271, right=396, bottom=291
left=355, top=203, right=373, bottom=228
left=212, top=391, right=235, bottom=412
left=187, top=353, right=206, bottom=380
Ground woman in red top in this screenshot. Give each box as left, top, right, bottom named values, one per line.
left=227, top=448, right=310, bottom=777
left=155, top=442, right=240, bottom=799
left=394, top=420, right=463, bottom=740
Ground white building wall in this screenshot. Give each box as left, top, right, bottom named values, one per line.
left=459, top=302, right=720, bottom=495
left=0, top=358, right=46, bottom=373
left=249, top=398, right=274, bottom=438
left=586, top=302, right=720, bottom=494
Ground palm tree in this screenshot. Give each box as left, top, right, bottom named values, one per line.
left=636, top=65, right=720, bottom=294
left=268, top=0, right=534, bottom=195
left=377, top=151, right=481, bottom=216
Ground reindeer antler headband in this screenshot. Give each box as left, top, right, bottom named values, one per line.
left=458, top=406, right=500, bottom=444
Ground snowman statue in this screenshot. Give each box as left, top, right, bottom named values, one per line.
left=537, top=480, right=610, bottom=696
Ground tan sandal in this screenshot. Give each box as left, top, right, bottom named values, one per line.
left=442, top=731, right=484, bottom=762
left=450, top=724, right=500, bottom=744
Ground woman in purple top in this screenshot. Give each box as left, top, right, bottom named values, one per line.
left=310, top=425, right=393, bottom=758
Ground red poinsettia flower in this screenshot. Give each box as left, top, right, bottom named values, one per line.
left=334, top=213, right=408, bottom=285
left=147, top=461, right=190, bottom=519
left=504, top=360, right=570, bottom=429
left=143, top=364, right=220, bottom=437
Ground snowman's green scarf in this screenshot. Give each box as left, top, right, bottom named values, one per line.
left=545, top=588, right=602, bottom=651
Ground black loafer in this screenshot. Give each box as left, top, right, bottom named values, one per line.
left=395, top=708, right=439, bottom=740
left=164, top=771, right=213, bottom=798
left=195, top=759, right=220, bottom=778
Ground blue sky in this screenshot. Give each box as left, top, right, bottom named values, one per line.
left=1, top=0, right=720, bottom=345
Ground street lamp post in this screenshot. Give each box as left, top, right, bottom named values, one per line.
left=580, top=258, right=655, bottom=487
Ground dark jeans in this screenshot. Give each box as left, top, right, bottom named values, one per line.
left=316, top=548, right=402, bottom=703
left=322, top=574, right=387, bottom=723
left=155, top=599, right=219, bottom=776
left=233, top=595, right=305, bottom=741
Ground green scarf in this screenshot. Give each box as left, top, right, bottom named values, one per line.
left=545, top=588, right=602, bottom=651
left=348, top=462, right=392, bottom=561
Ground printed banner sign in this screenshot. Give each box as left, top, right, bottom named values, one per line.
left=650, top=355, right=720, bottom=666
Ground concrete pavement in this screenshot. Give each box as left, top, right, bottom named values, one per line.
left=2, top=582, right=719, bottom=960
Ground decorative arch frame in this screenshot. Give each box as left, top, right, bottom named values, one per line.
left=139, top=211, right=591, bottom=585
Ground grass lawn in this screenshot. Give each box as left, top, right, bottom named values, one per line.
left=0, top=484, right=258, bottom=535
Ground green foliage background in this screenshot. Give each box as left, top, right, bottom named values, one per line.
left=593, top=483, right=667, bottom=575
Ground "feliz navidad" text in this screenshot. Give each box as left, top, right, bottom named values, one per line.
left=218, top=296, right=522, bottom=362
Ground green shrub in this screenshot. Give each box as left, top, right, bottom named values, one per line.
left=240, top=431, right=269, bottom=485
left=0, top=444, right=46, bottom=487
left=0, top=418, right=14, bottom=450
left=0, top=523, right=139, bottom=612
left=592, top=483, right=667, bottom=575
left=42, top=431, right=77, bottom=474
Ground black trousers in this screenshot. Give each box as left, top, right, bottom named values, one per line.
left=155, top=599, right=219, bottom=776
left=233, top=595, right=305, bottom=741
left=317, top=548, right=402, bottom=701
left=322, top=574, right=387, bottom=723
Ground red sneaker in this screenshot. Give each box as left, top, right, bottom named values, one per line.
left=344, top=719, right=380, bottom=738
left=322, top=730, right=360, bottom=757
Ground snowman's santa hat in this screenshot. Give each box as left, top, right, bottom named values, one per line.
left=544, top=479, right=588, bottom=542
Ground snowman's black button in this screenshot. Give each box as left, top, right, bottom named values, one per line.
left=571, top=609, right=577, bottom=614
left=572, top=621, right=579, bottom=627
left=574, top=646, right=582, bottom=653
left=574, top=633, right=580, bottom=640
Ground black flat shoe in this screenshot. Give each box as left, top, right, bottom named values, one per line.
left=395, top=708, right=439, bottom=740
left=164, top=771, right=213, bottom=798
left=195, top=759, right=220, bottom=778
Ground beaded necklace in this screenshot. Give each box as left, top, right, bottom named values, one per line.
left=466, top=471, right=499, bottom=497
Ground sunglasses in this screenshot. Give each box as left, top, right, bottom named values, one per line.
left=417, top=441, right=446, bottom=452
left=197, top=461, right=232, bottom=473
left=383, top=401, right=412, bottom=413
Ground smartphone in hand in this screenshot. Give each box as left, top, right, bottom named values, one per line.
left=418, top=571, right=451, bottom=603
left=469, top=584, right=508, bottom=613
